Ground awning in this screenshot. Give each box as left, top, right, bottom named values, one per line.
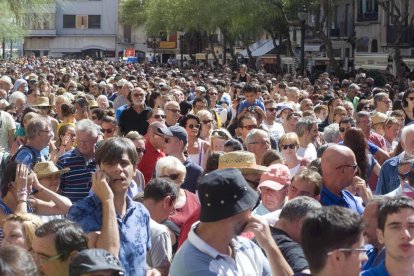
left=25, top=36, right=116, bottom=53
left=403, top=58, right=414, bottom=69
left=240, top=39, right=278, bottom=57
left=355, top=55, right=389, bottom=70
left=305, top=44, right=324, bottom=52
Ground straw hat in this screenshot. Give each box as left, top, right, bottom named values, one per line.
left=33, top=161, right=70, bottom=178
left=372, top=112, right=388, bottom=125
left=32, top=96, right=51, bottom=107
left=25, top=73, right=38, bottom=81
left=218, top=151, right=269, bottom=174
left=88, top=99, right=99, bottom=108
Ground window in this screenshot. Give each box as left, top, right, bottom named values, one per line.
left=63, top=15, right=76, bottom=28
left=371, top=39, right=378, bottom=52
left=88, top=15, right=101, bottom=29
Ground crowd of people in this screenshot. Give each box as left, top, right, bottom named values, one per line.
left=0, top=55, right=413, bottom=275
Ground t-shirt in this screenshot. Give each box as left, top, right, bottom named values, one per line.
left=297, top=143, right=317, bottom=161
left=169, top=190, right=200, bottom=228
left=269, top=227, right=309, bottom=273
left=0, top=111, right=16, bottom=152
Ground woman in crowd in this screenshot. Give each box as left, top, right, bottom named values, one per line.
left=126, top=131, right=146, bottom=194
left=196, top=109, right=217, bottom=143
left=2, top=213, right=43, bottom=250
left=180, top=114, right=210, bottom=170
left=402, top=88, right=414, bottom=125
left=279, top=132, right=310, bottom=177
left=210, top=128, right=232, bottom=152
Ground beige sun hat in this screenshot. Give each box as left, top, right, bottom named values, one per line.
left=218, top=151, right=269, bottom=174
left=33, top=161, right=70, bottom=178
left=32, top=96, right=52, bottom=107
left=88, top=99, right=99, bottom=108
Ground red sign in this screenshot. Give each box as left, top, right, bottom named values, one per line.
left=124, top=48, right=135, bottom=57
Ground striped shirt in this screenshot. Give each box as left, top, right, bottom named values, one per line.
left=56, top=148, right=96, bottom=203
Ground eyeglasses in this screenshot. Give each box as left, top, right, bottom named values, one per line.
left=167, top=109, right=180, bottom=113
left=32, top=252, right=61, bottom=265
left=362, top=106, right=372, bottom=111
left=195, top=105, right=206, bottom=110
left=249, top=140, right=271, bottom=145
left=136, top=147, right=146, bottom=154
left=101, top=128, right=114, bottom=134
left=209, top=93, right=218, bottom=96
left=266, top=107, right=277, bottom=112
left=336, top=164, right=358, bottom=170
left=132, top=93, right=146, bottom=98
left=90, top=85, right=97, bottom=88
left=160, top=173, right=180, bottom=181
left=339, top=127, right=347, bottom=133
left=202, top=119, right=213, bottom=125
left=327, top=247, right=367, bottom=256
left=187, top=124, right=200, bottom=129
left=38, top=129, right=50, bottom=134
left=242, top=125, right=257, bottom=130
left=281, top=144, right=296, bottom=150
left=153, top=114, right=166, bottom=119
left=155, top=133, right=170, bottom=144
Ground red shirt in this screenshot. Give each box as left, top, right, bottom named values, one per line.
left=170, top=190, right=200, bottom=228
left=369, top=131, right=387, bottom=151
left=137, top=138, right=165, bottom=185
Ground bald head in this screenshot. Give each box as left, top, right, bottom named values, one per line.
left=321, top=145, right=357, bottom=192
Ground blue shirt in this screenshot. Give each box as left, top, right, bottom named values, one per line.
left=362, top=260, right=389, bottom=276
left=181, top=157, right=203, bottom=193
left=116, top=104, right=129, bottom=121
left=68, top=194, right=151, bottom=276
left=56, top=148, right=97, bottom=202
left=320, top=185, right=364, bottom=215
left=237, top=99, right=265, bottom=115
left=375, top=154, right=401, bottom=195
left=14, top=145, right=46, bottom=168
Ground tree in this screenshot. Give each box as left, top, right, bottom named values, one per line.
left=378, top=0, right=414, bottom=78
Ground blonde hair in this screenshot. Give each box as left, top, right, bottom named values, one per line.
left=5, top=213, right=43, bottom=249
left=155, top=156, right=186, bottom=185
left=279, top=132, right=300, bottom=147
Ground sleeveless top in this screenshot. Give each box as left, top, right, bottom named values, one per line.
left=0, top=200, right=34, bottom=242
left=187, top=138, right=207, bottom=169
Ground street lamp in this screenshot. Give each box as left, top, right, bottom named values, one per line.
left=178, top=31, right=185, bottom=68
left=298, top=4, right=308, bottom=76
left=147, top=36, right=160, bottom=64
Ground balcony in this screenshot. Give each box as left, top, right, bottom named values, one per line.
left=26, top=29, right=56, bottom=37
left=357, top=12, right=378, bottom=22
left=386, top=25, right=414, bottom=46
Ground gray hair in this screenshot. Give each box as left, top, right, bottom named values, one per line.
left=246, top=129, right=269, bottom=149
left=401, top=124, right=414, bottom=143
left=373, top=92, right=388, bottom=108
left=287, top=86, right=300, bottom=96
left=8, top=91, right=26, bottom=105
left=355, top=111, right=370, bottom=124
left=75, top=119, right=99, bottom=138
left=296, top=116, right=318, bottom=137
left=279, top=196, right=322, bottom=222
left=323, top=123, right=340, bottom=143
left=26, top=117, right=49, bottom=139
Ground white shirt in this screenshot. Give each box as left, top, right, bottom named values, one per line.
left=297, top=143, right=317, bottom=161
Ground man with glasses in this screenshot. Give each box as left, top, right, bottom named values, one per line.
left=296, top=117, right=319, bottom=161
left=31, top=219, right=88, bottom=276
left=262, top=100, right=284, bottom=149
left=14, top=117, right=50, bottom=167
left=345, top=83, right=361, bottom=110
left=362, top=197, right=414, bottom=275
left=237, top=114, right=258, bottom=148
left=356, top=111, right=388, bottom=152
left=320, top=145, right=365, bottom=214
left=301, top=206, right=367, bottom=276
left=119, top=87, right=151, bottom=136
left=246, top=129, right=271, bottom=165
left=147, top=108, right=166, bottom=124
left=373, top=92, right=392, bottom=115
left=164, top=100, right=181, bottom=127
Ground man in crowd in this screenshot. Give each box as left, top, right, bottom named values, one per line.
left=164, top=101, right=181, bottom=127
left=170, top=168, right=293, bottom=276
left=246, top=129, right=271, bottom=165
left=119, top=87, right=151, bottom=135
left=296, top=117, right=319, bottom=161
left=262, top=99, right=285, bottom=149
left=301, top=206, right=367, bottom=276
left=57, top=119, right=98, bottom=202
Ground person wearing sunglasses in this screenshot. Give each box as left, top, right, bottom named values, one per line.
left=164, top=100, right=181, bottom=127
left=210, top=128, right=232, bottom=152
left=262, top=100, right=285, bottom=147
left=279, top=132, right=310, bottom=177
left=237, top=114, right=258, bottom=148
left=180, top=114, right=210, bottom=170
left=402, top=88, right=414, bottom=126
left=155, top=156, right=200, bottom=252
left=196, top=109, right=217, bottom=143
left=320, top=145, right=365, bottom=214
left=100, top=116, right=118, bottom=141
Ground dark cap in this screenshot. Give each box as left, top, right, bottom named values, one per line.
left=69, top=249, right=125, bottom=276
left=156, top=124, right=173, bottom=137
left=169, top=125, right=188, bottom=145
left=197, top=168, right=259, bottom=222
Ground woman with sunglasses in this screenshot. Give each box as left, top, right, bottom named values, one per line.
left=402, top=89, right=414, bottom=125
left=279, top=132, right=310, bottom=177
left=180, top=114, right=210, bottom=170
left=155, top=156, right=200, bottom=251
left=210, top=128, right=232, bottom=152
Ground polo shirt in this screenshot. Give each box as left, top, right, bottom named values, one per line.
left=361, top=260, right=389, bottom=276
left=375, top=154, right=401, bottom=195
left=14, top=145, right=46, bottom=168
left=119, top=105, right=151, bottom=136
left=320, top=185, right=364, bottom=215
left=170, top=223, right=271, bottom=276
left=68, top=194, right=151, bottom=276
left=137, top=138, right=165, bottom=184
left=56, top=148, right=97, bottom=202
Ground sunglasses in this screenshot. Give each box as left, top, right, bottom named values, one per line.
left=132, top=93, right=146, bottom=98
left=202, top=119, right=213, bottom=124
left=167, top=109, right=180, bottom=113
left=136, top=147, right=146, bottom=154
left=362, top=106, right=372, bottom=110
left=212, top=130, right=228, bottom=138
left=101, top=128, right=114, bottom=134
left=209, top=93, right=218, bottom=96
left=161, top=173, right=180, bottom=181
left=242, top=125, right=257, bottom=130
left=188, top=124, right=200, bottom=129
left=281, top=144, right=296, bottom=150
left=153, top=114, right=166, bottom=119
left=266, top=107, right=277, bottom=112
